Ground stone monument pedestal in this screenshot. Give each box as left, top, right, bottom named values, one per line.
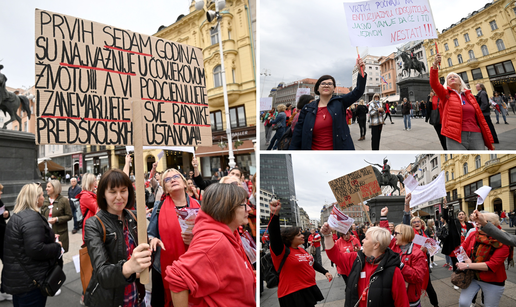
left=0, top=130, right=40, bottom=209
left=367, top=196, right=406, bottom=224
left=398, top=76, right=431, bottom=107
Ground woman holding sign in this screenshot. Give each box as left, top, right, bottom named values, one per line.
left=165, top=183, right=255, bottom=306
left=456, top=213, right=511, bottom=307
left=430, top=53, right=494, bottom=150
left=147, top=168, right=200, bottom=307
left=289, top=58, right=367, bottom=150
left=266, top=199, right=332, bottom=307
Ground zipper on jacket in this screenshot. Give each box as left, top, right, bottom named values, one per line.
left=91, top=283, right=99, bottom=295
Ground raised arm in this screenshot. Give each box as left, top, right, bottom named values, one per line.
left=268, top=200, right=284, bottom=256
left=123, top=154, right=131, bottom=177
left=429, top=53, right=447, bottom=101
left=339, top=58, right=367, bottom=109
left=403, top=193, right=411, bottom=225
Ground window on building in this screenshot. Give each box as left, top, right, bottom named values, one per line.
left=458, top=71, right=469, bottom=83
left=229, top=105, right=246, bottom=128
left=376, top=67, right=378, bottom=70
left=475, top=155, right=481, bottom=169
left=489, top=173, right=501, bottom=189
left=496, top=39, right=505, bottom=51
left=486, top=60, right=515, bottom=77
left=472, top=68, right=483, bottom=80
left=468, top=50, right=475, bottom=59
left=24, top=121, right=28, bottom=132
left=444, top=43, right=449, bottom=51
left=481, top=45, right=489, bottom=56
left=510, top=167, right=516, bottom=185
left=513, top=7, right=516, bottom=16
left=451, top=171, right=454, bottom=180
left=448, top=58, right=453, bottom=67
left=388, top=73, right=391, bottom=79
left=458, top=54, right=463, bottom=64
left=210, top=111, right=223, bottom=131
left=213, top=65, right=222, bottom=87
left=430, top=48, right=434, bottom=55
left=444, top=154, right=448, bottom=161
left=464, top=180, right=483, bottom=197
left=464, top=33, right=470, bottom=42
left=210, top=27, right=219, bottom=45
left=452, top=189, right=458, bottom=200
left=463, top=163, right=468, bottom=175
left=476, top=27, right=483, bottom=36
left=389, top=83, right=392, bottom=89
left=490, top=154, right=497, bottom=160
left=446, top=171, right=449, bottom=182
left=490, top=20, right=498, bottom=31
left=454, top=38, right=459, bottom=47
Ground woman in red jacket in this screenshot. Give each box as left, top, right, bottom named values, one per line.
left=456, top=212, right=511, bottom=307
left=431, top=53, right=494, bottom=150
left=165, top=182, right=255, bottom=306
left=76, top=173, right=98, bottom=245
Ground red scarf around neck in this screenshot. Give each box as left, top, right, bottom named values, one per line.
left=158, top=193, right=200, bottom=306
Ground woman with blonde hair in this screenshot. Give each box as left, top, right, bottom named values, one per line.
left=77, top=173, right=99, bottom=244
left=355, top=99, right=369, bottom=141
left=457, top=212, right=511, bottom=307
left=147, top=168, right=201, bottom=306
left=267, top=104, right=288, bottom=150
left=3, top=183, right=62, bottom=306
left=431, top=53, right=494, bottom=150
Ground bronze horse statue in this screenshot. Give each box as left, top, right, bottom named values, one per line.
left=368, top=162, right=405, bottom=196
left=0, top=66, right=31, bottom=130
left=398, top=51, right=426, bottom=78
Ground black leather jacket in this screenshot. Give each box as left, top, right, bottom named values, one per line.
left=2, top=209, right=61, bottom=295
left=84, top=209, right=143, bottom=307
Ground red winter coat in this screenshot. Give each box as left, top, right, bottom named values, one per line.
left=430, top=68, right=494, bottom=150
left=461, top=229, right=510, bottom=283
left=77, top=190, right=98, bottom=245
left=165, top=210, right=255, bottom=306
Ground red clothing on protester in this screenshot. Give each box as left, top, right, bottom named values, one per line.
left=461, top=229, right=510, bottom=283
left=326, top=247, right=409, bottom=307
left=460, top=223, right=468, bottom=244
left=262, top=233, right=270, bottom=244
left=165, top=210, right=255, bottom=307
left=461, top=94, right=481, bottom=133
left=311, top=107, right=333, bottom=150
left=334, top=237, right=362, bottom=275
left=352, top=230, right=359, bottom=238
left=271, top=246, right=316, bottom=298
left=77, top=190, right=98, bottom=245
left=308, top=233, right=321, bottom=248
left=430, top=68, right=494, bottom=149
left=501, top=212, right=507, bottom=219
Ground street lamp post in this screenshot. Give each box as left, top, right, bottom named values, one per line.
left=261, top=69, right=271, bottom=98
left=196, top=0, right=236, bottom=168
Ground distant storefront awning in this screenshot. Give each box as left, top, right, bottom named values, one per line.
left=37, top=159, right=65, bottom=172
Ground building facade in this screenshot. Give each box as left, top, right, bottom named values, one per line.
left=299, top=207, right=310, bottom=230
left=259, top=188, right=273, bottom=226
left=155, top=0, right=256, bottom=176
left=442, top=154, right=516, bottom=214
left=260, top=154, right=298, bottom=226
left=409, top=154, right=442, bottom=215
left=352, top=54, right=381, bottom=102
left=423, top=0, right=516, bottom=96
left=378, top=52, right=398, bottom=102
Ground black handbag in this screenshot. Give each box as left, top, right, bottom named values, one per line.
left=16, top=259, right=66, bottom=296
left=429, top=98, right=440, bottom=126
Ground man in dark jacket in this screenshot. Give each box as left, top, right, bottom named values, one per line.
left=68, top=177, right=82, bottom=234
left=401, top=97, right=412, bottom=131
left=476, top=83, right=499, bottom=143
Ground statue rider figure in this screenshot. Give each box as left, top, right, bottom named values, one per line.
left=382, top=158, right=390, bottom=185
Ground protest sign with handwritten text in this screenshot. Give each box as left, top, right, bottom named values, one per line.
left=35, top=9, right=211, bottom=146
left=343, top=0, right=437, bottom=47
left=328, top=165, right=382, bottom=209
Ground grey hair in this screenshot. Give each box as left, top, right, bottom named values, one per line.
left=443, top=72, right=469, bottom=92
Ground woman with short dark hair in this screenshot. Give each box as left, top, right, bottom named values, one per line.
left=266, top=200, right=332, bottom=306
left=290, top=59, right=367, bottom=150
left=84, top=169, right=151, bottom=307
left=165, top=183, right=255, bottom=306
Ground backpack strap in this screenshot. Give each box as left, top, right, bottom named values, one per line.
left=277, top=246, right=291, bottom=275
left=94, top=215, right=106, bottom=243
left=125, top=209, right=137, bottom=222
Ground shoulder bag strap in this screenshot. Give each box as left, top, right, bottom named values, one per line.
left=125, top=209, right=137, bottom=222
left=277, top=245, right=291, bottom=274
left=93, top=215, right=106, bottom=243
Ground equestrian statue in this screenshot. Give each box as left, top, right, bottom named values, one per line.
left=365, top=157, right=405, bottom=196
left=0, top=65, right=31, bottom=131
left=398, top=49, right=426, bottom=78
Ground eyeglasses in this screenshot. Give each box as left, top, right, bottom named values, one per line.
left=393, top=231, right=402, bottom=236
left=320, top=82, right=334, bottom=87
left=163, top=174, right=182, bottom=183
left=412, top=220, right=421, bottom=224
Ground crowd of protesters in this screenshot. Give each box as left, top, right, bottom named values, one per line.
left=0, top=155, right=258, bottom=306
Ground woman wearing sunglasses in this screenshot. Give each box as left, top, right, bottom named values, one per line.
left=147, top=168, right=201, bottom=307
left=380, top=207, right=428, bottom=307
left=165, top=183, right=255, bottom=306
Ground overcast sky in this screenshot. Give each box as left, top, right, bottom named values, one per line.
left=260, top=0, right=493, bottom=97
left=291, top=153, right=417, bottom=221
left=0, top=0, right=194, bottom=88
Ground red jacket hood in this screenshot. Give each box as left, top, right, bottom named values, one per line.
left=193, top=210, right=241, bottom=249
left=76, top=190, right=96, bottom=201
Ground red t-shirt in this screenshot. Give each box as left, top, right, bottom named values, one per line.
left=460, top=223, right=468, bottom=243
left=308, top=233, right=321, bottom=248
left=334, top=237, right=362, bottom=275
left=461, top=93, right=481, bottom=133
left=271, top=247, right=316, bottom=298
left=311, top=107, right=333, bottom=150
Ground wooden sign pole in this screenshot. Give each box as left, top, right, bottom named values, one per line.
left=357, top=192, right=372, bottom=225
left=132, top=101, right=150, bottom=284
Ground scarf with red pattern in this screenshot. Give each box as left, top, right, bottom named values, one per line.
left=473, top=227, right=513, bottom=272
